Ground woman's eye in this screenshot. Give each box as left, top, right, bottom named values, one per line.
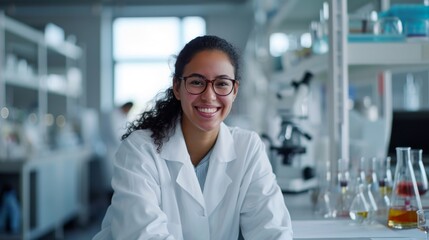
left=215, top=80, right=231, bottom=87
left=189, top=79, right=205, bottom=86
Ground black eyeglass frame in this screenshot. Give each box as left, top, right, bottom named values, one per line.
left=178, top=75, right=238, bottom=96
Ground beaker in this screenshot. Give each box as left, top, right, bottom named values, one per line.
left=387, top=147, right=423, bottom=229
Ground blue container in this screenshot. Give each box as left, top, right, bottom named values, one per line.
left=380, top=4, right=429, bottom=37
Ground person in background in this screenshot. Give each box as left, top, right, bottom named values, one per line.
left=110, top=101, right=134, bottom=146
left=93, top=35, right=292, bottom=240
left=102, top=101, right=133, bottom=199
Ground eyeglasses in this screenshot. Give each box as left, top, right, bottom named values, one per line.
left=179, top=74, right=237, bottom=96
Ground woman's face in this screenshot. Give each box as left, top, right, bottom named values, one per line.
left=173, top=50, right=238, bottom=135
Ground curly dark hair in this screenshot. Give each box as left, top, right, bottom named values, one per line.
left=122, top=35, right=241, bottom=152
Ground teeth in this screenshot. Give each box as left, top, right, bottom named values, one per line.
left=198, top=107, right=217, bottom=113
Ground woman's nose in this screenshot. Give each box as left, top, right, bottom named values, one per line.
left=200, top=83, right=217, bottom=100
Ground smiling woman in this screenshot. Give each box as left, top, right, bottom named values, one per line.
left=93, top=35, right=293, bottom=240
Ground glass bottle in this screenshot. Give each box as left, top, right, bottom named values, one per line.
left=387, top=147, right=423, bottom=229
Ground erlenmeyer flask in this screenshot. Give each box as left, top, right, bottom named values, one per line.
left=375, top=157, right=392, bottom=223
left=333, top=158, right=352, bottom=218
left=411, top=149, right=428, bottom=196
left=313, top=160, right=334, bottom=218
left=387, top=147, right=423, bottom=229
left=352, top=157, right=378, bottom=223
left=349, top=184, right=370, bottom=224
left=367, top=157, right=379, bottom=194
left=378, top=156, right=393, bottom=195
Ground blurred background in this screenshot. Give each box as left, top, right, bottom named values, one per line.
left=0, top=0, right=429, bottom=239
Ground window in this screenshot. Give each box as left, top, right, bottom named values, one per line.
left=113, top=17, right=206, bottom=118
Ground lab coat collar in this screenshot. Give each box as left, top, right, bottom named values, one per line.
left=210, top=122, right=237, bottom=163
left=160, top=121, right=237, bottom=164
left=160, top=121, right=190, bottom=163
left=160, top=120, right=235, bottom=215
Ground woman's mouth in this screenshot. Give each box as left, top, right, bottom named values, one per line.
left=196, top=107, right=218, bottom=113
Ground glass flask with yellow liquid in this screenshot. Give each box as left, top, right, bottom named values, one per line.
left=387, top=147, right=423, bottom=229
left=349, top=184, right=370, bottom=224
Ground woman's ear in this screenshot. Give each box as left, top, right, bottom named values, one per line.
left=173, top=78, right=181, bottom=100
left=232, top=81, right=239, bottom=98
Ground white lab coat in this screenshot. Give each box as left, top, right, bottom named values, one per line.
left=93, top=122, right=293, bottom=240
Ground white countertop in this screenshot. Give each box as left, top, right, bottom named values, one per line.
left=293, top=219, right=423, bottom=239
left=284, top=193, right=425, bottom=239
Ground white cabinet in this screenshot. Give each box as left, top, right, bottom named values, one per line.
left=0, top=148, right=91, bottom=240
left=0, top=12, right=89, bottom=240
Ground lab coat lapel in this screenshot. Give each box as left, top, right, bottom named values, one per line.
left=204, top=123, right=235, bottom=216
left=161, top=123, right=206, bottom=209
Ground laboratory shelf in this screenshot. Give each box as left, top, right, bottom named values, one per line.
left=349, top=41, right=429, bottom=65
left=0, top=13, right=43, bottom=44
left=47, top=42, right=82, bottom=61
left=0, top=11, right=86, bottom=156
left=0, top=12, right=88, bottom=240
left=4, top=74, right=40, bottom=90
left=279, top=41, right=429, bottom=82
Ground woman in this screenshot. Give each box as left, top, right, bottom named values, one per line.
left=93, top=35, right=293, bottom=240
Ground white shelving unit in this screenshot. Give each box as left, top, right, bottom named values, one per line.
left=281, top=42, right=429, bottom=81
left=0, top=12, right=89, bottom=240
left=267, top=0, right=429, bottom=179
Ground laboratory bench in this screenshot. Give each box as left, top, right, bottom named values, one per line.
left=284, top=192, right=425, bottom=239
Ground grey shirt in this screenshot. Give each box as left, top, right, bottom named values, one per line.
left=194, top=149, right=212, bottom=192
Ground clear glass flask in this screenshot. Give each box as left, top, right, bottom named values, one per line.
left=387, top=147, right=423, bottom=229
left=378, top=156, right=393, bottom=196
left=349, top=184, right=370, bottom=224
left=411, top=149, right=428, bottom=197
left=333, top=158, right=352, bottom=218
left=313, top=160, right=334, bottom=218
left=376, top=156, right=392, bottom=223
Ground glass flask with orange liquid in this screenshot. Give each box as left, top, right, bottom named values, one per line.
left=387, top=147, right=423, bottom=229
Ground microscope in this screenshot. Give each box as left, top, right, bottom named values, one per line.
left=265, top=71, right=317, bottom=193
